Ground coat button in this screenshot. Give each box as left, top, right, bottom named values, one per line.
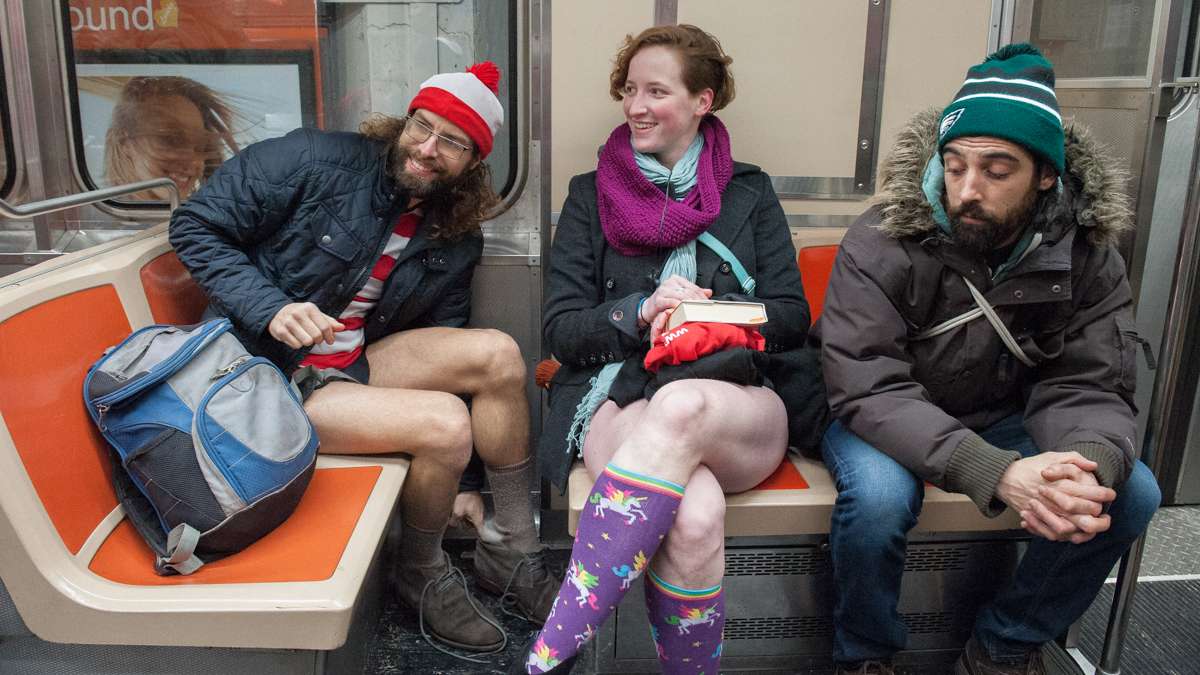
left=1013, top=290, right=1024, bottom=299
left=719, top=262, right=732, bottom=274
left=321, top=234, right=332, bottom=244
left=1051, top=284, right=1062, bottom=293
left=605, top=277, right=616, bottom=290
left=611, top=309, right=624, bottom=322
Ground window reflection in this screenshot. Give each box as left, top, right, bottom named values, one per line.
left=102, top=76, right=239, bottom=200
left=64, top=0, right=516, bottom=203
left=1030, top=0, right=1158, bottom=79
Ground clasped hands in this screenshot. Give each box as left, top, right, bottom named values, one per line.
left=639, top=275, right=712, bottom=339
left=996, top=452, right=1117, bottom=544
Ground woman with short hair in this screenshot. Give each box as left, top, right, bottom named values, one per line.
left=516, top=24, right=811, bottom=674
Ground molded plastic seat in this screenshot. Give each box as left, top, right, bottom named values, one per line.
left=0, top=225, right=408, bottom=650
left=567, top=454, right=1021, bottom=536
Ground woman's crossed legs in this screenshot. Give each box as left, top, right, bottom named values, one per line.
left=522, top=379, right=786, bottom=674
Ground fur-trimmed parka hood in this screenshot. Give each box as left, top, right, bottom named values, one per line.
left=874, top=107, right=1132, bottom=247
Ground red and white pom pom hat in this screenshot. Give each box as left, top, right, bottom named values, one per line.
left=408, top=61, right=504, bottom=159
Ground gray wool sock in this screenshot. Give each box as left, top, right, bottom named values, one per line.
left=483, top=455, right=539, bottom=553
left=396, top=520, right=446, bottom=572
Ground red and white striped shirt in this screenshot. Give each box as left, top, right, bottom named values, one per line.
left=299, top=209, right=421, bottom=370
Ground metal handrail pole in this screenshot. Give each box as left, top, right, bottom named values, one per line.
left=0, top=178, right=179, bottom=221
left=1095, top=2, right=1190, bottom=672
left=1098, top=78, right=1200, bottom=671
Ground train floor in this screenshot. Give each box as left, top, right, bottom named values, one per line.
left=363, top=504, right=1200, bottom=675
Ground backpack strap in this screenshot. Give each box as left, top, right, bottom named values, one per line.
left=697, top=232, right=756, bottom=296
left=157, top=523, right=204, bottom=575
left=911, top=275, right=1036, bottom=368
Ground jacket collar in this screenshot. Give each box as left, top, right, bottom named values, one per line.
left=702, top=162, right=762, bottom=245
left=874, top=108, right=1132, bottom=249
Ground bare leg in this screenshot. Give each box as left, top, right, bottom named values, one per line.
left=366, top=327, right=529, bottom=467
left=304, top=381, right=471, bottom=531
left=362, top=326, right=557, bottom=624
left=583, top=380, right=788, bottom=587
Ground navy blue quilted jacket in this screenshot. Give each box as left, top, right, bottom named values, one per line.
left=169, top=128, right=483, bottom=372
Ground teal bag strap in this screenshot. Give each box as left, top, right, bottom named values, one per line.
left=697, top=231, right=756, bottom=296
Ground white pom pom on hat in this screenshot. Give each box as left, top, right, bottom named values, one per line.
left=408, top=61, right=504, bottom=159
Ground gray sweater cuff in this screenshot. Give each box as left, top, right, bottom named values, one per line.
left=944, top=433, right=1022, bottom=517
left=1058, top=441, right=1125, bottom=489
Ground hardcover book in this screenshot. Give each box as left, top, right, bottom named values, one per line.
left=666, top=300, right=768, bottom=331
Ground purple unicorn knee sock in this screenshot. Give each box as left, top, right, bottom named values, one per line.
left=645, top=568, right=725, bottom=675
left=524, top=463, right=684, bottom=674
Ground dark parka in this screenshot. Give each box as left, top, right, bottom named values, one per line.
left=539, top=163, right=810, bottom=490
left=169, top=128, right=483, bottom=372
left=816, top=108, right=1139, bottom=516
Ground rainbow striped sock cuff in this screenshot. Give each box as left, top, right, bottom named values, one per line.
left=646, top=568, right=722, bottom=600
left=603, top=463, right=685, bottom=499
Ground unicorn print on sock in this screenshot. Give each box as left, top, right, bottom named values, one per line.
left=526, top=637, right=560, bottom=673
left=589, top=481, right=648, bottom=524
left=574, top=623, right=596, bottom=648
left=611, top=550, right=648, bottom=590
left=567, top=560, right=600, bottom=609
left=665, top=604, right=721, bottom=635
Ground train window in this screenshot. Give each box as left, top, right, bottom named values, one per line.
left=1028, top=0, right=1159, bottom=79
left=61, top=0, right=516, bottom=206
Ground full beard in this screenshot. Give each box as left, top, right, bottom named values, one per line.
left=388, top=144, right=469, bottom=199
left=948, top=188, right=1041, bottom=255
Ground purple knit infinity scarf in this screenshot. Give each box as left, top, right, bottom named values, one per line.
left=596, top=115, right=733, bottom=256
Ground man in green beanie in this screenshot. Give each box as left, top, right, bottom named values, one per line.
left=814, top=44, right=1160, bottom=675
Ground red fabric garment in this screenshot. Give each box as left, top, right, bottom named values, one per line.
left=643, top=321, right=766, bottom=373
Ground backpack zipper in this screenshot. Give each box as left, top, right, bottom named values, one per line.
left=91, top=320, right=233, bottom=411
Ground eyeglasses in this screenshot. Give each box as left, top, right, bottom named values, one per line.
left=402, top=116, right=473, bottom=161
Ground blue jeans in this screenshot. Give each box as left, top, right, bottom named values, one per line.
left=821, top=415, right=1160, bottom=664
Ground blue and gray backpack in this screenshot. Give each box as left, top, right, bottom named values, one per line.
left=84, top=318, right=318, bottom=575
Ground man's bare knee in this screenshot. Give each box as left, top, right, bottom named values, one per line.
left=423, top=395, right=473, bottom=470
left=475, top=328, right=526, bottom=390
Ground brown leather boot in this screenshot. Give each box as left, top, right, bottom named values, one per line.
left=473, top=538, right=559, bottom=624
left=394, top=551, right=506, bottom=653
left=955, top=636, right=1045, bottom=675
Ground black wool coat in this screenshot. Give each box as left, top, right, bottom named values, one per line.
left=539, top=162, right=814, bottom=491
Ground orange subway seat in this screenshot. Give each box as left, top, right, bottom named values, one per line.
left=140, top=252, right=209, bottom=325
left=89, top=465, right=382, bottom=585
left=0, top=286, right=131, bottom=554
left=798, top=244, right=838, bottom=325
left=751, top=457, right=810, bottom=490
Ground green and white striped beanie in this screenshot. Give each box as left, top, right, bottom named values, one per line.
left=937, top=43, right=1064, bottom=175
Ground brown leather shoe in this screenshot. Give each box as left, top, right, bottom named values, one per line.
left=474, top=539, right=559, bottom=624
left=835, top=660, right=895, bottom=675
left=955, top=636, right=1045, bottom=675
left=394, top=551, right=506, bottom=653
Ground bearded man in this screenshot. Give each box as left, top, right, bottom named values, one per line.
left=814, top=45, right=1160, bottom=675
left=170, top=62, right=557, bottom=655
